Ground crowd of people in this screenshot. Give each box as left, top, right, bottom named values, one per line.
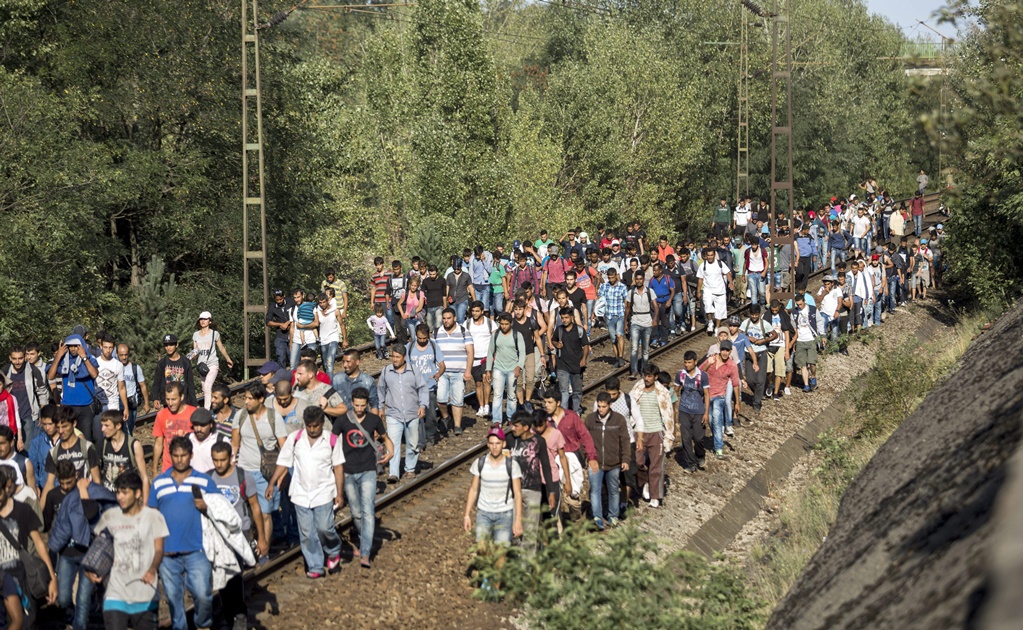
left=0, top=178, right=948, bottom=628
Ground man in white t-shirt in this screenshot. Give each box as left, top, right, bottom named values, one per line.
left=696, top=248, right=733, bottom=336
left=92, top=332, right=129, bottom=442
left=817, top=276, right=843, bottom=343
left=733, top=202, right=752, bottom=232
left=466, top=302, right=496, bottom=418
left=463, top=426, right=523, bottom=545
left=851, top=207, right=872, bottom=255
left=314, top=293, right=342, bottom=379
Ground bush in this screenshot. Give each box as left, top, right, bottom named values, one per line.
left=470, top=521, right=764, bottom=629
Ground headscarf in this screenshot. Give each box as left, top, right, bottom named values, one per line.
left=60, top=334, right=87, bottom=388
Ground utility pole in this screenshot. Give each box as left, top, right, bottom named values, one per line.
left=768, top=0, right=794, bottom=303
left=242, top=0, right=270, bottom=377
left=917, top=20, right=953, bottom=191
left=736, top=6, right=750, bottom=204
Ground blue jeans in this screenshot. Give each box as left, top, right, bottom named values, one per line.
left=588, top=467, right=620, bottom=526
left=913, top=214, right=923, bottom=236
left=295, top=502, right=342, bottom=573
left=275, top=336, right=290, bottom=368
left=427, top=306, right=443, bottom=332
left=320, top=341, right=338, bottom=378
left=289, top=341, right=317, bottom=368
left=887, top=276, right=899, bottom=312
left=607, top=315, right=624, bottom=341
left=58, top=553, right=95, bottom=630
left=344, top=470, right=377, bottom=560
left=454, top=300, right=469, bottom=324
left=725, top=380, right=734, bottom=429
left=556, top=370, right=583, bottom=413
left=490, top=368, right=517, bottom=424
left=405, top=317, right=421, bottom=341
left=585, top=298, right=596, bottom=334
left=709, top=396, right=728, bottom=452
left=669, top=292, right=686, bottom=333
left=747, top=273, right=765, bottom=306
left=830, top=249, right=847, bottom=276
left=374, top=334, right=387, bottom=355
left=853, top=237, right=868, bottom=253
left=160, top=550, right=213, bottom=630
left=387, top=416, right=420, bottom=478
left=629, top=324, right=651, bottom=374
left=475, top=284, right=492, bottom=313
left=492, top=292, right=505, bottom=314
left=475, top=509, right=514, bottom=544
left=125, top=408, right=137, bottom=436
left=871, top=295, right=883, bottom=326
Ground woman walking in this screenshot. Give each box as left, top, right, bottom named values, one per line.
left=191, top=311, right=234, bottom=409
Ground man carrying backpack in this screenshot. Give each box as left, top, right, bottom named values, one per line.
left=97, top=409, right=149, bottom=504
left=407, top=324, right=445, bottom=447
left=267, top=407, right=345, bottom=579
left=624, top=272, right=658, bottom=379
left=696, top=248, right=733, bottom=336
left=485, top=313, right=526, bottom=426
left=463, top=427, right=523, bottom=545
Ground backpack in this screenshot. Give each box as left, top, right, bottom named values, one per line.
left=488, top=329, right=522, bottom=363
left=292, top=429, right=339, bottom=449
left=434, top=323, right=468, bottom=343
left=475, top=454, right=513, bottom=503
left=627, top=287, right=654, bottom=315
left=101, top=434, right=139, bottom=475
left=700, top=259, right=730, bottom=276
left=50, top=439, right=95, bottom=479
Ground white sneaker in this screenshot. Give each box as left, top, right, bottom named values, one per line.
left=725, top=426, right=734, bottom=437
left=649, top=499, right=660, bottom=508
left=478, top=405, right=490, bottom=417
left=784, top=387, right=792, bottom=396
left=642, top=483, right=650, bottom=501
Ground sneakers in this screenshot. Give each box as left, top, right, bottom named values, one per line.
left=306, top=570, right=325, bottom=579
left=327, top=555, right=342, bottom=575
left=725, top=426, right=734, bottom=437
left=593, top=517, right=605, bottom=531
left=609, top=517, right=620, bottom=528
left=453, top=426, right=464, bottom=436
left=803, top=385, right=812, bottom=393
left=682, top=467, right=695, bottom=474
left=715, top=450, right=726, bottom=460
left=233, top=614, right=248, bottom=630
left=386, top=475, right=399, bottom=484
left=810, top=378, right=817, bottom=390
left=649, top=499, right=661, bottom=508
left=697, top=456, right=706, bottom=470
left=784, top=387, right=792, bottom=396
left=642, top=483, right=650, bottom=501
left=478, top=405, right=491, bottom=418
left=773, top=393, right=784, bottom=401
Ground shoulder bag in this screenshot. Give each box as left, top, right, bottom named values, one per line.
left=0, top=519, right=48, bottom=600
left=247, top=409, right=280, bottom=481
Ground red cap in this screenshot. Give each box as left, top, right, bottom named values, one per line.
left=487, top=427, right=505, bottom=440
left=871, top=254, right=880, bottom=261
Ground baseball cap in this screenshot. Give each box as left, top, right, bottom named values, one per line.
left=761, top=225, right=770, bottom=234
left=270, top=369, right=291, bottom=385
left=190, top=408, right=214, bottom=426
left=257, top=361, right=282, bottom=375
left=63, top=335, right=83, bottom=346
left=611, top=239, right=620, bottom=246
left=728, top=315, right=741, bottom=326
left=715, top=327, right=730, bottom=337
left=162, top=334, right=178, bottom=345
left=513, top=239, right=522, bottom=249
left=487, top=427, right=505, bottom=441
left=936, top=223, right=943, bottom=229
left=719, top=339, right=733, bottom=351
left=871, top=254, right=880, bottom=261
left=823, top=275, right=835, bottom=282
left=920, top=238, right=928, bottom=245
left=198, top=311, right=212, bottom=320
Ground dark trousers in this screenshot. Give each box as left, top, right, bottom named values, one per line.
left=66, top=405, right=94, bottom=443
left=419, top=389, right=441, bottom=445
left=220, top=571, right=246, bottom=621
left=745, top=351, right=769, bottom=407
left=274, top=336, right=290, bottom=368
left=620, top=441, right=639, bottom=508
left=678, top=412, right=706, bottom=470
left=796, top=256, right=813, bottom=287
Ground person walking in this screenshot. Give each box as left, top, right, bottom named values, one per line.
left=377, top=346, right=429, bottom=483
left=267, top=407, right=345, bottom=579
left=190, top=312, right=233, bottom=409
left=629, top=365, right=674, bottom=508
left=583, top=393, right=630, bottom=529
left=674, top=351, right=709, bottom=473
left=463, top=427, right=523, bottom=545
left=485, top=313, right=525, bottom=426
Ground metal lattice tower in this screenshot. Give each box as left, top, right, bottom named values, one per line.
left=768, top=0, right=794, bottom=303
left=242, top=0, right=270, bottom=377
left=736, top=6, right=750, bottom=204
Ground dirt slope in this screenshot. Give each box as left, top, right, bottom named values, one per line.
left=768, top=302, right=1023, bottom=630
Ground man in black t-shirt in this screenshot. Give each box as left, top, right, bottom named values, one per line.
left=511, top=299, right=546, bottom=409
left=0, top=465, right=57, bottom=609
left=505, top=411, right=552, bottom=557
left=41, top=408, right=100, bottom=510
left=551, top=309, right=590, bottom=412
left=332, top=387, right=392, bottom=569
left=421, top=265, right=447, bottom=332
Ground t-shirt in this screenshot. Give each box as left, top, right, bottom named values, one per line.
left=157, top=356, right=191, bottom=397
left=152, top=405, right=196, bottom=472
left=768, top=313, right=786, bottom=348
left=627, top=287, right=656, bottom=327
left=94, top=355, right=125, bottom=410
left=317, top=304, right=340, bottom=344
left=541, top=428, right=565, bottom=483
left=794, top=307, right=815, bottom=342
left=489, top=265, right=506, bottom=294
left=0, top=502, right=41, bottom=573
left=433, top=325, right=472, bottom=372
left=95, top=507, right=169, bottom=610
left=697, top=259, right=730, bottom=294
left=101, top=436, right=139, bottom=490
left=192, top=330, right=220, bottom=370
left=122, top=362, right=145, bottom=408
left=740, top=318, right=773, bottom=353
left=553, top=325, right=589, bottom=375
left=407, top=341, right=445, bottom=391
left=446, top=272, right=472, bottom=304
left=45, top=437, right=100, bottom=480
left=148, top=468, right=220, bottom=554
left=471, top=456, right=522, bottom=513
left=422, top=276, right=447, bottom=308
left=506, top=434, right=549, bottom=493
left=211, top=467, right=257, bottom=532
left=820, top=287, right=843, bottom=317
left=512, top=319, right=539, bottom=355
left=565, top=286, right=586, bottom=313
left=371, top=271, right=392, bottom=305
left=852, top=215, right=871, bottom=238
left=332, top=412, right=386, bottom=474
left=637, top=389, right=664, bottom=433
left=233, top=408, right=286, bottom=475
left=466, top=318, right=496, bottom=367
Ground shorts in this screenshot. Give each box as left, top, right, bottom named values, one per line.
left=767, top=346, right=786, bottom=375
left=794, top=340, right=818, bottom=368
left=916, top=268, right=931, bottom=285
left=471, top=362, right=486, bottom=384
left=607, top=315, right=624, bottom=341
left=703, top=292, right=727, bottom=321
left=475, top=508, right=513, bottom=544
left=252, top=467, right=280, bottom=514
left=437, top=372, right=466, bottom=407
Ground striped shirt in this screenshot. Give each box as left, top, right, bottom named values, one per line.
left=598, top=281, right=628, bottom=318
left=148, top=469, right=220, bottom=554
left=433, top=324, right=474, bottom=371
left=637, top=389, right=664, bottom=433
left=371, top=271, right=392, bottom=305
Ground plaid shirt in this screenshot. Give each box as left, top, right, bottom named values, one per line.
left=598, top=281, right=629, bottom=317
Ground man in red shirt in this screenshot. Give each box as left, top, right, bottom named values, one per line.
left=909, top=191, right=925, bottom=237
left=542, top=389, right=597, bottom=522
left=699, top=340, right=741, bottom=460
left=151, top=382, right=196, bottom=475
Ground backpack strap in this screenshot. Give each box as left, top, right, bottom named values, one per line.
left=505, top=456, right=513, bottom=503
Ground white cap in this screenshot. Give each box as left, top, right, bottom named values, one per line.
left=199, top=311, right=212, bottom=320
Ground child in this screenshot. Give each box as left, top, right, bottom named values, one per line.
left=367, top=304, right=395, bottom=360
left=297, top=292, right=318, bottom=338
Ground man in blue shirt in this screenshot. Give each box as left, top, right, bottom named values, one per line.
left=795, top=224, right=817, bottom=287
left=47, top=334, right=99, bottom=442
left=332, top=349, right=380, bottom=415
left=148, top=436, right=220, bottom=630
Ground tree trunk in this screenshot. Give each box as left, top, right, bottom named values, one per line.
left=110, top=216, right=120, bottom=289
left=130, top=224, right=142, bottom=287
